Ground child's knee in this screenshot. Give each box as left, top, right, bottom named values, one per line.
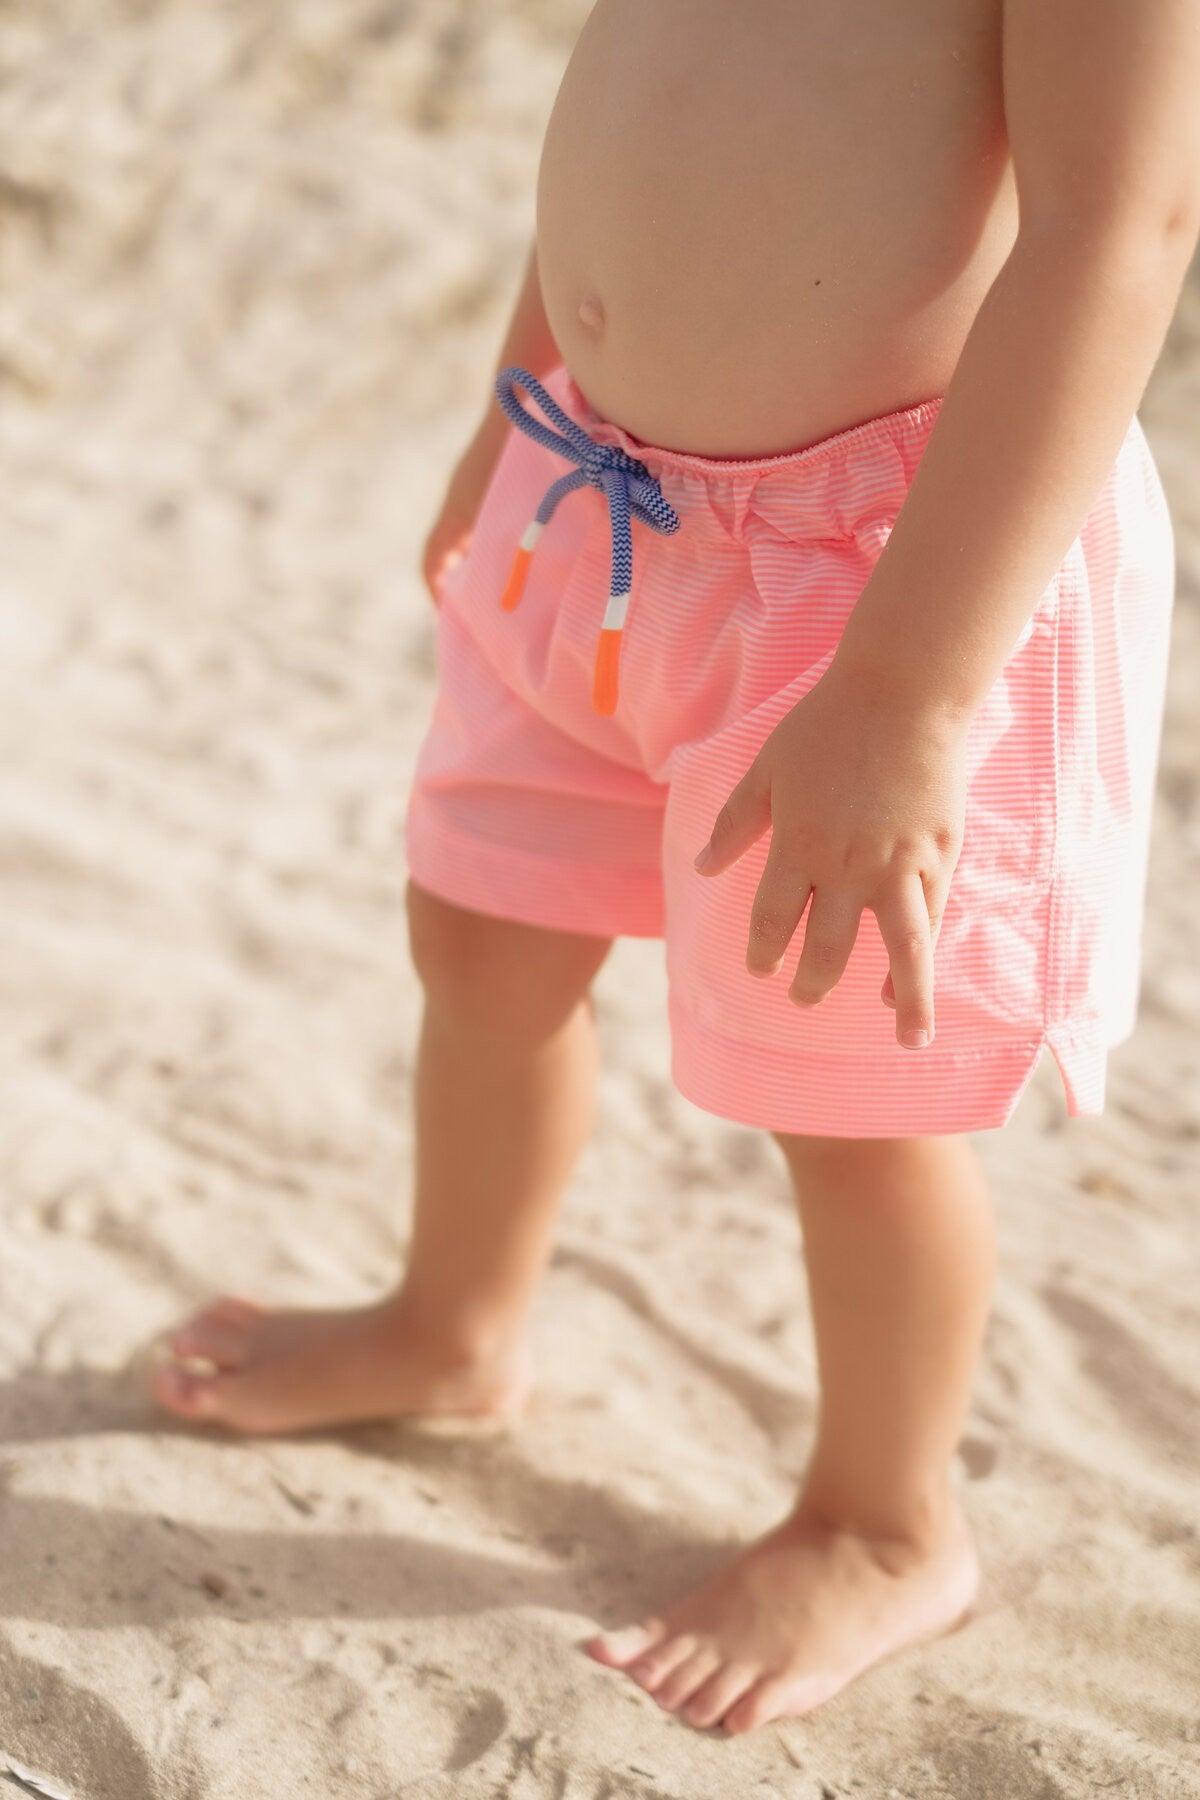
left=405, top=879, right=610, bottom=1035
left=772, top=1130, right=921, bottom=1184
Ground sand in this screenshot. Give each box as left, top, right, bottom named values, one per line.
left=0, top=4, right=1197, bottom=1796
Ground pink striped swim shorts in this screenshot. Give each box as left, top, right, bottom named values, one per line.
left=405, top=360, right=1176, bottom=1137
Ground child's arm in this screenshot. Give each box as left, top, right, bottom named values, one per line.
left=829, top=0, right=1200, bottom=720
left=470, top=240, right=562, bottom=458
left=423, top=240, right=559, bottom=600
left=695, top=0, right=1200, bottom=1049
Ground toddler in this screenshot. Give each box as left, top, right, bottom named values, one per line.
left=152, top=0, right=1198, bottom=1737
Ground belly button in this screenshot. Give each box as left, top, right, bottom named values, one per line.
left=578, top=295, right=605, bottom=332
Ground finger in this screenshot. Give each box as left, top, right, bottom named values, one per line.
left=428, top=546, right=464, bottom=605
left=423, top=560, right=444, bottom=607
left=881, top=878, right=946, bottom=1009
left=788, top=889, right=863, bottom=1006
left=424, top=528, right=471, bottom=603
left=745, top=841, right=812, bottom=976
left=875, top=871, right=936, bottom=1047
left=924, top=876, right=948, bottom=954
left=694, top=764, right=771, bottom=876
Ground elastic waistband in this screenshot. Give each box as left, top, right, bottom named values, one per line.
left=555, top=364, right=944, bottom=483
left=542, top=363, right=948, bottom=546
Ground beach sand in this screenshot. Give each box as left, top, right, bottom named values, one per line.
left=0, top=4, right=1196, bottom=1795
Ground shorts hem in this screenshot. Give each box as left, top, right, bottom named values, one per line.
left=404, top=797, right=665, bottom=940
left=670, top=998, right=1112, bottom=1137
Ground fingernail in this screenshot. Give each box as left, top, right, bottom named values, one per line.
left=693, top=844, right=713, bottom=872
left=901, top=1027, right=930, bottom=1048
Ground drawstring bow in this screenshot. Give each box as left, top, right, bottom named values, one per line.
left=493, top=366, right=680, bottom=714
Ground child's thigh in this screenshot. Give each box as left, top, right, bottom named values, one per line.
left=404, top=597, right=669, bottom=947
left=405, top=879, right=614, bottom=1030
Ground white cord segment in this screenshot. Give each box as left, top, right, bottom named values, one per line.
left=602, top=589, right=631, bottom=631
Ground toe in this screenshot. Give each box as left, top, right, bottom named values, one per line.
left=682, top=1663, right=760, bottom=1731
left=151, top=1359, right=225, bottom=1421
left=583, top=1617, right=668, bottom=1668
left=654, top=1648, right=722, bottom=1714
left=169, top=1320, right=254, bottom=1367
left=169, top=1298, right=261, bottom=1367
left=625, top=1634, right=697, bottom=1694
left=203, top=1295, right=261, bottom=1325
left=724, top=1671, right=814, bottom=1735
left=151, top=1360, right=285, bottom=1435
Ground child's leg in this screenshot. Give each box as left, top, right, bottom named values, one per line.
left=151, top=882, right=611, bottom=1433
left=586, top=1133, right=992, bottom=1735
left=786, top=1132, right=997, bottom=1544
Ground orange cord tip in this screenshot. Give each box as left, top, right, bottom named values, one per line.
left=499, top=546, right=533, bottom=612
left=592, top=628, right=622, bottom=715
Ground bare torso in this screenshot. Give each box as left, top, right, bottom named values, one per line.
left=536, top=0, right=1015, bottom=457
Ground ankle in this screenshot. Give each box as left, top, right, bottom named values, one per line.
left=793, top=1471, right=966, bottom=1562
left=383, top=1286, right=532, bottom=1375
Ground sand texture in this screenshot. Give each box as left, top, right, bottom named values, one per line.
left=0, top=4, right=1197, bottom=1796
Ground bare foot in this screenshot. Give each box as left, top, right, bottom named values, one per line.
left=147, top=1295, right=531, bottom=1435
left=583, top=1496, right=979, bottom=1734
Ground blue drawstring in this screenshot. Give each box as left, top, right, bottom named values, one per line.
left=493, top=366, right=680, bottom=715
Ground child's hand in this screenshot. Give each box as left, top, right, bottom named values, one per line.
left=693, top=667, right=970, bottom=1048
left=420, top=413, right=508, bottom=605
